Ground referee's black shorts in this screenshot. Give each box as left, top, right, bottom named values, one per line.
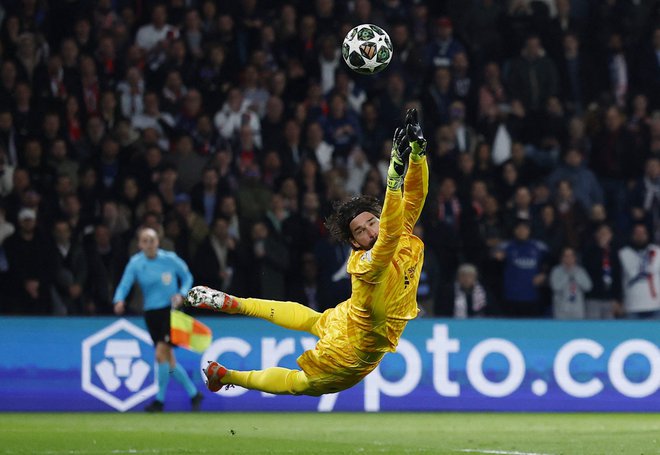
left=144, top=307, right=172, bottom=345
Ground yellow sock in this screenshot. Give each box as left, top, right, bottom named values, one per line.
left=226, top=367, right=311, bottom=395
left=237, top=298, right=322, bottom=335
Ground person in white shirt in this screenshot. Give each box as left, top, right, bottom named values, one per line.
left=618, top=223, right=660, bottom=319
left=213, top=88, right=261, bottom=149
left=135, top=4, right=179, bottom=52
left=117, top=67, right=145, bottom=118
left=131, top=92, right=174, bottom=135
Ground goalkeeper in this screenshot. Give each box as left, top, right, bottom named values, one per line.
left=187, top=109, right=429, bottom=396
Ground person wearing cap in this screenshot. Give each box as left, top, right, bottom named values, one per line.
left=4, top=207, right=53, bottom=314
left=425, top=16, right=466, bottom=68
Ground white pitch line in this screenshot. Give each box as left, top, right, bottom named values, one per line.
left=460, top=450, right=555, bottom=455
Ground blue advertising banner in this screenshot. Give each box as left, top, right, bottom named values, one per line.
left=0, top=317, right=658, bottom=412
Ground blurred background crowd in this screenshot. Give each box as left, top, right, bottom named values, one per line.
left=0, top=0, right=659, bottom=319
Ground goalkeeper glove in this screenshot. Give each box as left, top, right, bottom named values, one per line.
left=387, top=127, right=410, bottom=190
left=405, top=108, right=427, bottom=161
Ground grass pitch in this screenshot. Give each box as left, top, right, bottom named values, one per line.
left=1, top=412, right=658, bottom=454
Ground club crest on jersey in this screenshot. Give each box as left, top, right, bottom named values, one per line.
left=161, top=272, right=172, bottom=285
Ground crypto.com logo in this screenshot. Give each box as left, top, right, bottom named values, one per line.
left=81, top=319, right=157, bottom=411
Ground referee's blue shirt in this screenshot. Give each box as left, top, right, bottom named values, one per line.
left=113, top=249, right=194, bottom=311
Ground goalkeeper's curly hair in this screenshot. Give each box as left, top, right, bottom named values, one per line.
left=325, top=195, right=382, bottom=249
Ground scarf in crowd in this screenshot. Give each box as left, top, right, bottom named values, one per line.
left=454, top=282, right=487, bottom=318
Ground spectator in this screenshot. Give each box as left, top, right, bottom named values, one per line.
left=376, top=72, right=407, bottom=134
left=637, top=27, right=660, bottom=109
left=425, top=16, right=465, bottom=68
left=131, top=91, right=175, bottom=137
left=0, top=148, right=15, bottom=197
left=478, top=62, right=508, bottom=123
left=532, top=204, right=565, bottom=265
left=135, top=4, right=179, bottom=53
left=359, top=101, right=387, bottom=164
left=627, top=157, right=660, bottom=243
left=192, top=216, right=239, bottom=296
left=285, top=251, right=321, bottom=310
left=583, top=223, right=622, bottom=319
left=437, top=263, right=493, bottom=318
left=261, top=96, right=286, bottom=153
left=118, top=67, right=146, bottom=119
left=549, top=246, right=592, bottom=319
left=0, top=61, right=19, bottom=110
left=448, top=100, right=478, bottom=155
left=49, top=218, right=87, bottom=315
left=169, top=135, right=210, bottom=194
left=321, top=93, right=361, bottom=160
left=237, top=220, right=289, bottom=299
left=553, top=179, right=588, bottom=248
left=387, top=22, right=425, bottom=92
left=502, top=185, right=538, bottom=235
left=332, top=70, right=367, bottom=115
left=4, top=208, right=52, bottom=314
left=424, top=66, right=453, bottom=128
left=423, top=177, right=463, bottom=284
left=306, top=121, right=335, bottom=173
left=591, top=106, right=641, bottom=219
left=214, top=87, right=262, bottom=149
left=160, top=69, right=187, bottom=116
left=236, top=162, right=271, bottom=224
left=547, top=147, right=604, bottom=211
left=0, top=109, right=19, bottom=167
left=451, top=52, right=476, bottom=120
left=556, top=31, right=597, bottom=115
left=618, top=223, right=660, bottom=319
left=0, top=204, right=15, bottom=313
left=278, top=119, right=305, bottom=175
left=494, top=219, right=548, bottom=317
left=504, top=141, right=541, bottom=187
left=13, top=81, right=40, bottom=141
left=506, top=35, right=559, bottom=114
left=605, top=32, right=629, bottom=108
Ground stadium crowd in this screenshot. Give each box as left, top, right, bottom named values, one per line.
left=0, top=0, right=659, bottom=319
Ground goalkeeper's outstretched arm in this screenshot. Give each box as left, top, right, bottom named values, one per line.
left=402, top=108, right=429, bottom=233
left=366, top=128, right=407, bottom=278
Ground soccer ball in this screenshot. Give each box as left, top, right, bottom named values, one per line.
left=342, top=24, right=393, bottom=75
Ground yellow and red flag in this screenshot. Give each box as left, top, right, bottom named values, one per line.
left=170, top=310, right=213, bottom=353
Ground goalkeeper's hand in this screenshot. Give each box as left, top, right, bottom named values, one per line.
left=405, top=108, right=427, bottom=160
left=387, top=127, right=410, bottom=190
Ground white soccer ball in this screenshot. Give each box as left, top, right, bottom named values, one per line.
left=342, top=24, right=393, bottom=75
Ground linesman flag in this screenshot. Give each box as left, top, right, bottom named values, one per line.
left=170, top=310, right=213, bottom=353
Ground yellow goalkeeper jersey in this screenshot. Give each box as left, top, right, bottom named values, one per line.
left=297, top=158, right=429, bottom=393
left=345, top=157, right=428, bottom=354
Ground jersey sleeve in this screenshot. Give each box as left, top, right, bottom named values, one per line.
left=350, top=187, right=404, bottom=282
left=173, top=255, right=194, bottom=295
left=402, top=156, right=429, bottom=234
left=113, top=257, right=137, bottom=304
